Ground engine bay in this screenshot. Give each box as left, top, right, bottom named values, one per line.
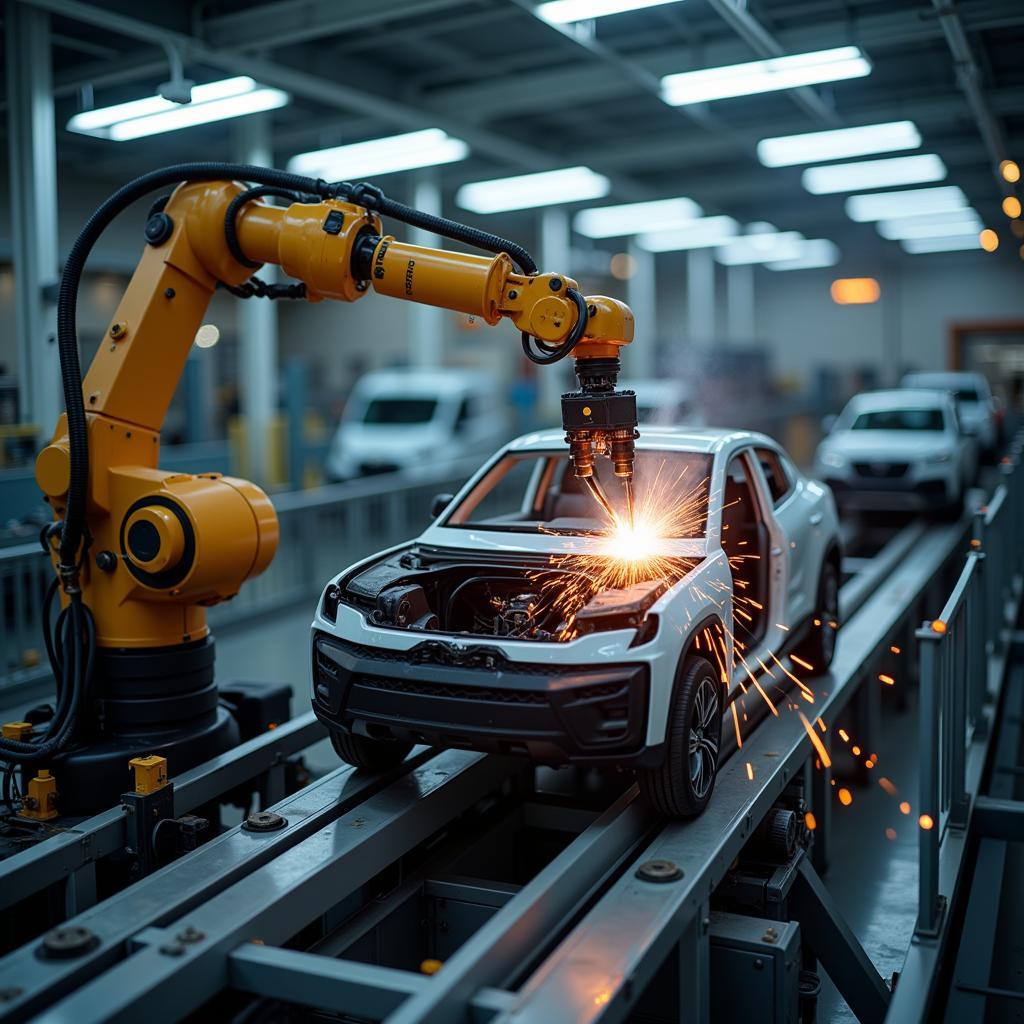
left=324, top=546, right=689, bottom=642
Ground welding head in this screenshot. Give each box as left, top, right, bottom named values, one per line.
left=561, top=357, right=639, bottom=482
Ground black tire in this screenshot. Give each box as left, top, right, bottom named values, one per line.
left=639, top=656, right=722, bottom=818
left=329, top=728, right=412, bottom=772
left=794, top=560, right=839, bottom=672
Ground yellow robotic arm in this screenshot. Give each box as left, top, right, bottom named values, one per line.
left=35, top=177, right=635, bottom=653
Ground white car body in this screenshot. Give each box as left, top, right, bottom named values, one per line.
left=815, top=389, right=974, bottom=512
left=900, top=371, right=999, bottom=456
left=325, top=369, right=510, bottom=481
left=312, top=428, right=841, bottom=772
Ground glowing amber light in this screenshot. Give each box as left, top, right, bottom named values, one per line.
left=879, top=673, right=894, bottom=686
left=838, top=787, right=853, bottom=806
left=931, top=619, right=947, bottom=634
left=885, top=827, right=897, bottom=840
left=879, top=777, right=897, bottom=797
left=980, top=228, right=999, bottom=252
left=805, top=811, right=817, bottom=831
left=831, top=277, right=880, bottom=305
left=1004, top=196, right=1022, bottom=218
left=899, top=801, right=911, bottom=815
left=1001, top=160, right=1021, bottom=183
left=609, top=252, right=636, bottom=280
left=919, top=814, right=934, bottom=830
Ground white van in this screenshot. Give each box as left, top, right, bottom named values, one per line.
left=325, top=370, right=510, bottom=482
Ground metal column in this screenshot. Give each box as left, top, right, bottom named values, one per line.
left=726, top=263, right=755, bottom=343
left=5, top=0, right=61, bottom=440
left=626, top=239, right=656, bottom=378
left=687, top=248, right=715, bottom=344
left=538, top=207, right=572, bottom=423
left=234, top=115, right=278, bottom=484
left=411, top=170, right=444, bottom=369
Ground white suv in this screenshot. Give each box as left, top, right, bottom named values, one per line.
left=815, top=389, right=974, bottom=515
left=312, top=428, right=841, bottom=818
left=901, top=371, right=1000, bottom=459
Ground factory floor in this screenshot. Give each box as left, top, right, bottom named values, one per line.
left=0, top=606, right=923, bottom=1020
left=217, top=606, right=921, bottom=1023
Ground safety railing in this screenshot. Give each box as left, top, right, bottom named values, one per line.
left=915, top=431, right=1024, bottom=937
left=0, top=458, right=481, bottom=695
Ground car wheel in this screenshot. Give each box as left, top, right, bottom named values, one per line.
left=794, top=561, right=839, bottom=672
left=329, top=728, right=412, bottom=772
left=639, top=656, right=721, bottom=818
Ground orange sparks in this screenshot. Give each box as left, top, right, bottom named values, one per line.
left=852, top=745, right=861, bottom=756
left=790, top=654, right=814, bottom=672
left=838, top=787, right=853, bottom=806
left=890, top=645, right=901, bottom=655
left=930, top=620, right=947, bottom=635
left=776, top=622, right=790, bottom=632
left=879, top=674, right=894, bottom=686
left=746, top=762, right=755, bottom=781
left=838, top=728, right=849, bottom=743
left=805, top=811, right=817, bottom=831
left=798, top=711, right=831, bottom=768
left=899, top=801, right=911, bottom=815
left=885, top=828, right=897, bottom=840
left=865, top=759, right=874, bottom=769
left=919, top=814, right=934, bottom=830
left=731, top=701, right=743, bottom=748
left=816, top=717, right=826, bottom=733
left=879, top=777, right=898, bottom=797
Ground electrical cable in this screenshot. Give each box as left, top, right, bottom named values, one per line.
left=521, top=288, right=588, bottom=365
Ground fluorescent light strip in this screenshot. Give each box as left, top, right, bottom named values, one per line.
left=877, top=211, right=980, bottom=241
left=802, top=154, right=946, bottom=195
left=766, top=239, right=840, bottom=271
left=573, top=197, right=702, bottom=238
left=456, top=166, right=610, bottom=214
left=901, top=234, right=983, bottom=254
left=845, top=186, right=969, bottom=222
left=661, top=47, right=870, bottom=107
left=637, top=216, right=738, bottom=251
left=716, top=231, right=805, bottom=265
left=288, top=130, right=469, bottom=180
left=110, top=89, right=289, bottom=140
left=68, top=76, right=259, bottom=133
left=757, top=120, right=920, bottom=168
left=536, top=0, right=683, bottom=23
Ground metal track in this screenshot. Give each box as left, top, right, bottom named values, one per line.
left=0, top=516, right=971, bottom=1022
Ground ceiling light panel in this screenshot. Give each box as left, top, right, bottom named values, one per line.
left=456, top=166, right=610, bottom=214
left=716, top=231, right=805, bottom=265
left=574, top=197, right=702, bottom=238
left=803, top=154, right=946, bottom=194
left=845, top=186, right=969, bottom=222
left=766, top=239, right=841, bottom=270
left=661, top=47, right=870, bottom=107
left=536, top=0, right=684, bottom=23
left=757, top=121, right=920, bottom=168
left=288, top=129, right=468, bottom=180
left=876, top=210, right=981, bottom=241
left=637, top=216, right=739, bottom=251
left=901, top=234, right=984, bottom=254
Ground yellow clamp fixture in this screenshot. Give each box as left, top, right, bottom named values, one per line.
left=130, top=754, right=169, bottom=794
left=2, top=721, right=33, bottom=741
left=21, top=769, right=58, bottom=821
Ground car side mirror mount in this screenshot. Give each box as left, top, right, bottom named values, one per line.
left=821, top=414, right=837, bottom=435
left=430, top=493, right=454, bottom=519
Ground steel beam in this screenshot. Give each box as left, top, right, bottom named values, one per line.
left=29, top=752, right=517, bottom=1023
left=4, top=0, right=61, bottom=438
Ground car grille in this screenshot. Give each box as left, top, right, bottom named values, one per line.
left=853, top=461, right=909, bottom=479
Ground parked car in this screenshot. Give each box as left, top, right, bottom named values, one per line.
left=312, top=427, right=841, bottom=818
left=325, top=370, right=509, bottom=482
left=815, top=389, right=975, bottom=516
left=900, top=370, right=1001, bottom=459
left=620, top=378, right=704, bottom=427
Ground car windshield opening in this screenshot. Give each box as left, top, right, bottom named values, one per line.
left=443, top=449, right=713, bottom=537
left=362, top=397, right=439, bottom=424
left=850, top=408, right=945, bottom=431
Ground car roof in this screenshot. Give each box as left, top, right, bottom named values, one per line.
left=844, top=388, right=953, bottom=412
left=506, top=425, right=772, bottom=455
left=901, top=371, right=988, bottom=389
left=352, top=370, right=498, bottom=397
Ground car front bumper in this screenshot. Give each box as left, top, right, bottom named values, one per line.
left=311, top=631, right=659, bottom=767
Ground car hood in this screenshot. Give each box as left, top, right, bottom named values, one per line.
left=822, top=431, right=955, bottom=460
